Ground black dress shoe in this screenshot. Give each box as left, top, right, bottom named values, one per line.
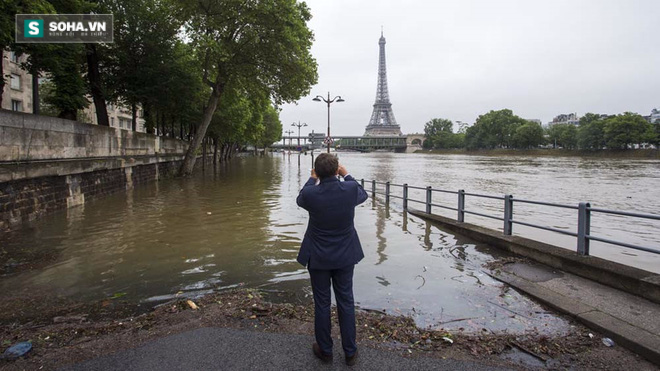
left=345, top=349, right=358, bottom=366
left=313, top=343, right=332, bottom=363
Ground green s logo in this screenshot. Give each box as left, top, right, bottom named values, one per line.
left=24, top=20, right=43, bottom=38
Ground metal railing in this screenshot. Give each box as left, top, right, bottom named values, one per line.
left=360, top=179, right=660, bottom=257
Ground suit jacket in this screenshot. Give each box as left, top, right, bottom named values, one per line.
left=296, top=174, right=369, bottom=269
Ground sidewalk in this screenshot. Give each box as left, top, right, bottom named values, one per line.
left=488, top=261, right=660, bottom=365
left=60, top=327, right=512, bottom=371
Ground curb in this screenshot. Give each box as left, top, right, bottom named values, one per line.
left=487, top=270, right=660, bottom=365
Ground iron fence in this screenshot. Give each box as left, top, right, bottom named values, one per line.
left=360, top=179, right=660, bottom=256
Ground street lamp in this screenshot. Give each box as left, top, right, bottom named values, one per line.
left=284, top=130, right=294, bottom=150
left=291, top=121, right=307, bottom=151
left=313, top=92, right=345, bottom=153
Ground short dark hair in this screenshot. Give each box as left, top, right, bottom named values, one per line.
left=314, top=153, right=338, bottom=179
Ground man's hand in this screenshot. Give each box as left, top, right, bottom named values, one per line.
left=337, top=164, right=348, bottom=177
left=311, top=168, right=318, bottom=179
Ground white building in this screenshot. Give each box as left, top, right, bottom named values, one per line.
left=1, top=51, right=33, bottom=113
left=2, top=50, right=145, bottom=132
left=550, top=113, right=580, bottom=126
left=649, top=108, right=660, bottom=124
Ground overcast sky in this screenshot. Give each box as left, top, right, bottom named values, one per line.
left=279, top=0, right=660, bottom=137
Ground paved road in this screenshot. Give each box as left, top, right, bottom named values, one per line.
left=61, top=327, right=512, bottom=371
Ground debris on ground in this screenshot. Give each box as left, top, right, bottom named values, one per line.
left=0, top=289, right=652, bottom=371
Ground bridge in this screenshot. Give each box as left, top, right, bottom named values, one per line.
left=274, top=133, right=426, bottom=153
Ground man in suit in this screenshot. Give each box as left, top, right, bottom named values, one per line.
left=296, top=153, right=368, bottom=366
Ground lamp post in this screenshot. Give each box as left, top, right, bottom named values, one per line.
left=312, top=92, right=344, bottom=153
left=284, top=130, right=294, bottom=150
left=291, top=121, right=307, bottom=151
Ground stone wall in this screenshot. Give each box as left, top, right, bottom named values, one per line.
left=0, top=110, right=186, bottom=163
left=0, top=110, right=188, bottom=231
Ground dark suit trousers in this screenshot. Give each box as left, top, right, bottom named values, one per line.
left=308, top=265, right=357, bottom=356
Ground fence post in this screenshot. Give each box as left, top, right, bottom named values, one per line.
left=426, top=186, right=432, bottom=214
left=577, top=202, right=591, bottom=256
left=372, top=180, right=376, bottom=198
left=403, top=184, right=408, bottom=211
left=458, top=189, right=465, bottom=222
left=385, top=182, right=390, bottom=204
left=361, top=178, right=364, bottom=188
left=503, top=195, right=513, bottom=235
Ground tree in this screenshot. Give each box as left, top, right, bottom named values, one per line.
left=546, top=123, right=577, bottom=149
left=646, top=123, right=660, bottom=147
left=513, top=122, right=544, bottom=149
left=423, top=118, right=455, bottom=149
left=604, top=112, right=653, bottom=149
left=42, top=45, right=89, bottom=120
left=258, top=105, right=282, bottom=149
left=177, top=0, right=318, bottom=176
left=579, top=113, right=605, bottom=126
left=578, top=119, right=606, bottom=149
left=465, top=109, right=527, bottom=149
left=0, top=0, right=55, bottom=108
left=107, top=0, right=184, bottom=131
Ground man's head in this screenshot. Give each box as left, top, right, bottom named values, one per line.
left=314, top=153, right=338, bottom=179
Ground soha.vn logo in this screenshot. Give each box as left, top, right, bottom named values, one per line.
left=24, top=20, right=43, bottom=37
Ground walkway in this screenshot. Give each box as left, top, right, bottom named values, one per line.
left=61, top=327, right=512, bottom=371
left=489, top=261, right=660, bottom=364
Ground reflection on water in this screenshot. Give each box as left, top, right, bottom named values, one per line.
left=349, top=152, right=660, bottom=273
left=6, top=152, right=655, bottom=335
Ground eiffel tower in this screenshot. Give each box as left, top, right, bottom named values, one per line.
left=364, top=31, right=402, bottom=136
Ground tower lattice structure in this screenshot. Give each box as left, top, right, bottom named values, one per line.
left=364, top=31, right=402, bottom=136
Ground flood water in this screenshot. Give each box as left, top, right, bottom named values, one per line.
left=1, top=152, right=658, bottom=335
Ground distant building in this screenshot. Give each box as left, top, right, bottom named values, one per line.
left=2, top=50, right=145, bottom=132
left=1, top=51, right=33, bottom=113
left=647, top=108, right=660, bottom=124
left=550, top=113, right=579, bottom=126
left=81, top=102, right=146, bottom=132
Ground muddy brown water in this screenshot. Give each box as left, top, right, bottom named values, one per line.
left=2, top=153, right=658, bottom=334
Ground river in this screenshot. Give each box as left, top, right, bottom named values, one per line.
left=1, top=152, right=657, bottom=334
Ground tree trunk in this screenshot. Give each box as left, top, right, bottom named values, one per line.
left=85, top=44, right=109, bottom=126
left=0, top=54, right=4, bottom=108
left=180, top=85, right=223, bottom=176
left=159, top=111, right=165, bottom=137
left=213, top=138, right=218, bottom=166
left=31, top=71, right=39, bottom=114
left=180, top=119, right=184, bottom=140
left=131, top=101, right=137, bottom=131
left=202, top=137, right=207, bottom=172
left=171, top=114, right=175, bottom=138
left=144, top=102, right=153, bottom=134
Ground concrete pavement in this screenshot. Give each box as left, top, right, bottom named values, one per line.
left=489, top=261, right=660, bottom=365
left=61, top=327, right=513, bottom=371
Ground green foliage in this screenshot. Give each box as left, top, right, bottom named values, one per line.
left=259, top=105, right=282, bottom=148
left=183, top=0, right=318, bottom=104
left=42, top=45, right=89, bottom=119
left=423, top=118, right=463, bottom=149
left=577, top=118, right=606, bottom=149
left=177, top=0, right=318, bottom=174
left=546, top=123, right=577, bottom=149
left=579, top=112, right=605, bottom=126
left=603, top=112, right=652, bottom=149
left=513, top=122, right=545, bottom=149
left=107, top=0, right=184, bottom=124
left=647, top=123, right=660, bottom=147
left=465, top=109, right=528, bottom=149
